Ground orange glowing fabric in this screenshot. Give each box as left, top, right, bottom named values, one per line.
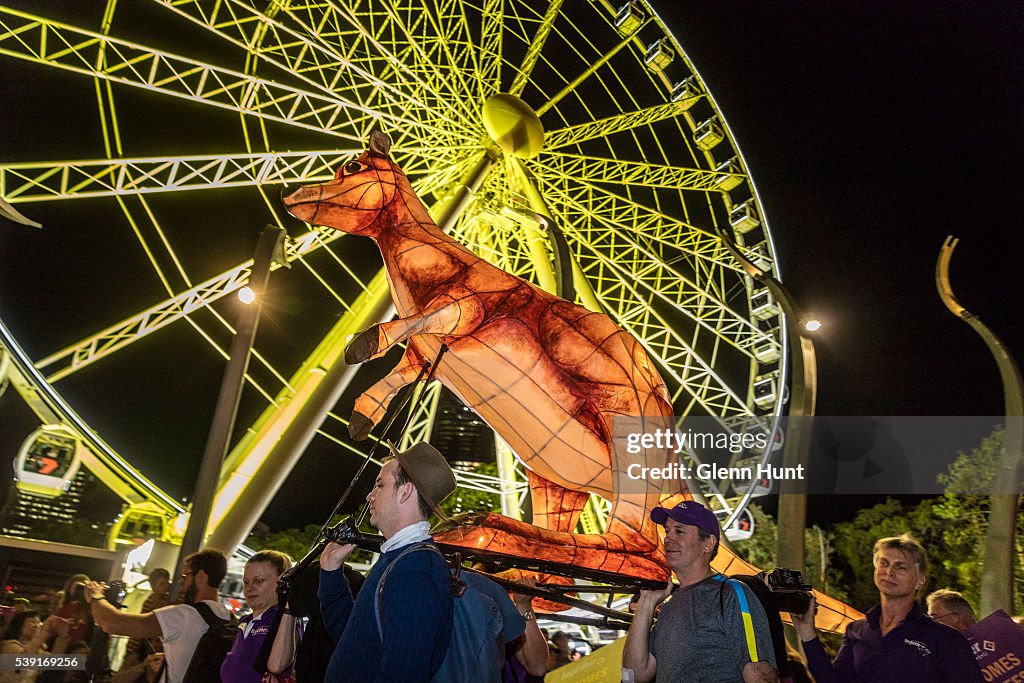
left=282, top=133, right=860, bottom=632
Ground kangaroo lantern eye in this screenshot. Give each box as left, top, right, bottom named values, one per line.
left=334, top=160, right=365, bottom=179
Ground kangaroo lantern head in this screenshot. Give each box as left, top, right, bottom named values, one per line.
left=282, top=131, right=397, bottom=237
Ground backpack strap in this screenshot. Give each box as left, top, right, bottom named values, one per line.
left=373, top=543, right=448, bottom=641
left=713, top=575, right=763, bottom=664
left=190, top=602, right=225, bottom=626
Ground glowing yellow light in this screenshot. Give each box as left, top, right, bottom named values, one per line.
left=238, top=286, right=255, bottom=304
left=804, top=319, right=822, bottom=332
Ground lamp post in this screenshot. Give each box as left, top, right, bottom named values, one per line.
left=717, top=229, right=816, bottom=582
left=171, top=224, right=286, bottom=599
left=937, top=236, right=1023, bottom=615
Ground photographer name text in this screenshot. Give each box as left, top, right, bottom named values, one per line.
left=625, top=462, right=805, bottom=481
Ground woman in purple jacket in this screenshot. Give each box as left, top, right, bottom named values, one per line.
left=221, top=551, right=293, bottom=683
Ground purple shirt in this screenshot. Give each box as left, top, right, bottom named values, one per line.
left=220, top=604, right=282, bottom=683
left=803, top=603, right=984, bottom=683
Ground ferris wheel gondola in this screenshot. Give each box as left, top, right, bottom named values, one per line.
left=14, top=424, right=83, bottom=498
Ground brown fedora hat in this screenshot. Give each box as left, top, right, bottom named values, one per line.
left=390, top=441, right=456, bottom=520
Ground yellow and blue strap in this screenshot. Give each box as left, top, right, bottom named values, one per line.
left=711, top=574, right=762, bottom=663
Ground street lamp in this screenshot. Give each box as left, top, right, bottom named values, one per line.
left=716, top=228, right=816, bottom=592
left=171, top=224, right=287, bottom=600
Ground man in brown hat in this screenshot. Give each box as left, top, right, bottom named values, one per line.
left=319, top=442, right=457, bottom=682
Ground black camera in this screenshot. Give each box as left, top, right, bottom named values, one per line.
left=322, top=519, right=360, bottom=545
left=762, top=568, right=812, bottom=614
left=103, top=580, right=127, bottom=608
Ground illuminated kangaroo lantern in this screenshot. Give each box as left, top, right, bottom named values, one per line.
left=283, top=131, right=679, bottom=579
left=283, top=132, right=861, bottom=629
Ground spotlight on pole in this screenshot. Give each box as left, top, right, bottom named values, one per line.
left=238, top=286, right=255, bottom=304
left=803, top=319, right=822, bottom=332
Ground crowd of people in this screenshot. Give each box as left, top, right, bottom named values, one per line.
left=5, top=440, right=1020, bottom=682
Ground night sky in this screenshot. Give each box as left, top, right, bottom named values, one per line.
left=1, top=2, right=1021, bottom=532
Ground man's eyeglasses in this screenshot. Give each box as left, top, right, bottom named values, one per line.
left=929, top=611, right=954, bottom=621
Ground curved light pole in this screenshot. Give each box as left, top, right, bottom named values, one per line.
left=717, top=229, right=816, bottom=578
left=937, top=236, right=1023, bottom=615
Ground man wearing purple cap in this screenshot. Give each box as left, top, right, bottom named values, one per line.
left=623, top=501, right=778, bottom=682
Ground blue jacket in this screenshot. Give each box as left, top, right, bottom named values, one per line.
left=319, top=543, right=453, bottom=682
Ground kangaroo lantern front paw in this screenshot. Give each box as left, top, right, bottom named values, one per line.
left=345, top=325, right=381, bottom=364
left=348, top=411, right=374, bottom=441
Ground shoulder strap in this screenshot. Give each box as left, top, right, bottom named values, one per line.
left=719, top=577, right=761, bottom=664
left=190, top=601, right=228, bottom=626
left=374, top=543, right=446, bottom=640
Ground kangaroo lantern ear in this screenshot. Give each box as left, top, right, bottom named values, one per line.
left=369, top=130, right=392, bottom=159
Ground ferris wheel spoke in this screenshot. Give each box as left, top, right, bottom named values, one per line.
left=33, top=225, right=347, bottom=382
left=538, top=182, right=772, bottom=355
left=401, top=0, right=480, bottom=114
left=0, top=148, right=457, bottom=203
left=508, top=0, right=563, bottom=96
left=313, top=0, right=477, bottom=123
left=0, top=7, right=457, bottom=144
left=543, top=99, right=697, bottom=150
left=535, top=173, right=739, bottom=275
left=281, top=0, right=477, bottom=125
left=543, top=173, right=775, bottom=280
left=150, top=0, right=473, bottom=135
left=442, top=0, right=485, bottom=96
left=0, top=150, right=359, bottom=202
left=30, top=153, right=463, bottom=382
left=476, top=0, right=504, bottom=97
left=276, top=1, right=424, bottom=100
left=538, top=151, right=744, bottom=193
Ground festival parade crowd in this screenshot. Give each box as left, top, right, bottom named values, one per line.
left=3, top=442, right=1021, bottom=683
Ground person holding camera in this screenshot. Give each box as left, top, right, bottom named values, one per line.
left=318, top=443, right=456, bottom=682
left=84, top=549, right=231, bottom=683
left=792, top=534, right=982, bottom=682
left=221, top=550, right=293, bottom=683
left=623, top=501, right=778, bottom=682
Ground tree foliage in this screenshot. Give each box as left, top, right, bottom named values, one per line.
left=933, top=428, right=1024, bottom=614
left=823, top=428, right=1022, bottom=614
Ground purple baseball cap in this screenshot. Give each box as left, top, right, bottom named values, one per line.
left=650, top=501, right=721, bottom=539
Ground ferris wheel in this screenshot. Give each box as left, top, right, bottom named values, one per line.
left=0, top=0, right=787, bottom=544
